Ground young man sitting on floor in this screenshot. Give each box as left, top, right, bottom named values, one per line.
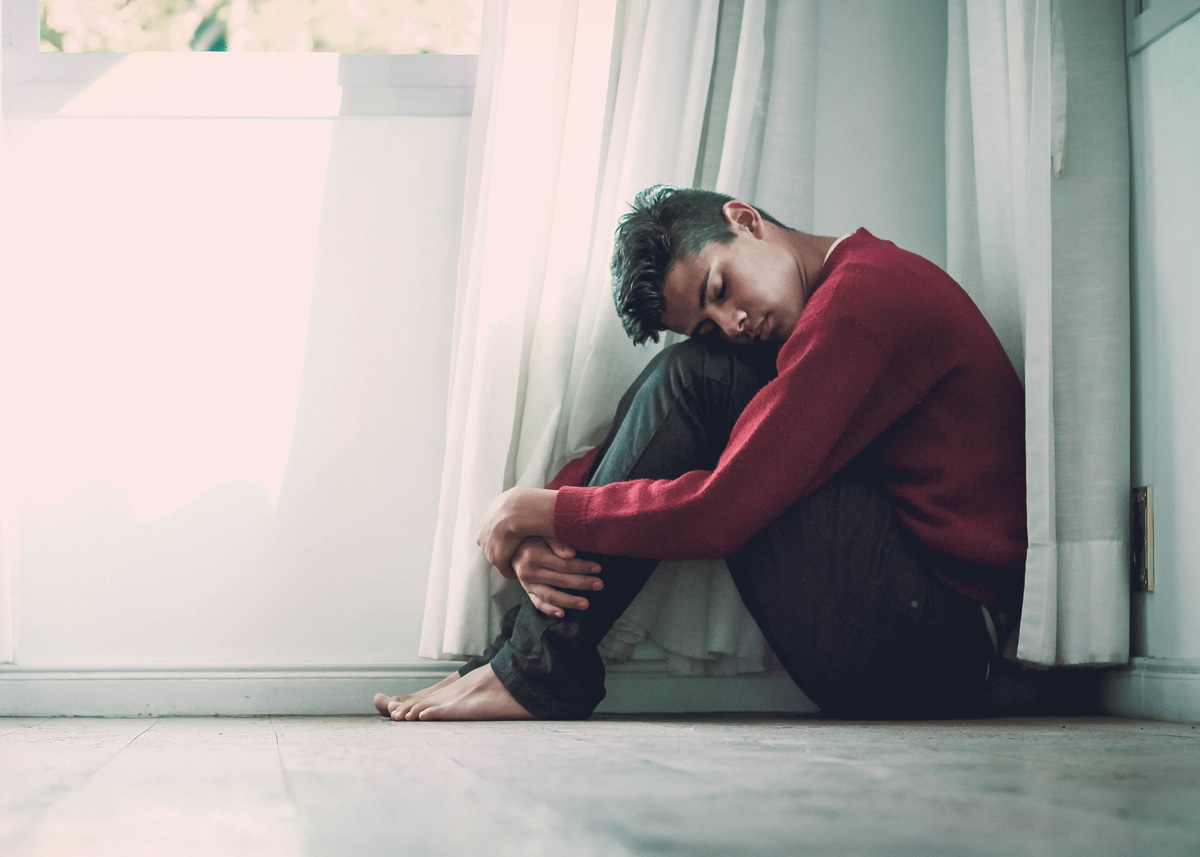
left=374, top=185, right=1027, bottom=721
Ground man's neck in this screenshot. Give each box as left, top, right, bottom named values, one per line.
left=780, top=228, right=841, bottom=303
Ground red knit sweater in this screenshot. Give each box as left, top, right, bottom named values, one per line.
left=552, top=229, right=1027, bottom=608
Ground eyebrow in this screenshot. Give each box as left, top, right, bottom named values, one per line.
left=691, top=271, right=710, bottom=338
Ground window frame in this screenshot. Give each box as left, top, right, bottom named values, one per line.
left=1, top=0, right=478, bottom=118
left=1126, top=0, right=1200, bottom=56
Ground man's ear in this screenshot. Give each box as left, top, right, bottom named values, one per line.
left=722, top=200, right=763, bottom=238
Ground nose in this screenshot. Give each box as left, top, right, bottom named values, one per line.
left=716, top=305, right=747, bottom=339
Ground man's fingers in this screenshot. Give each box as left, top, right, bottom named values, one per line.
left=528, top=584, right=590, bottom=614
left=529, top=594, right=562, bottom=618
left=545, top=537, right=576, bottom=559
left=542, top=557, right=601, bottom=576
left=526, top=568, right=604, bottom=591
left=510, top=537, right=598, bottom=617
left=512, top=550, right=600, bottom=578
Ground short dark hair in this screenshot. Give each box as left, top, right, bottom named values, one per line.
left=610, top=185, right=784, bottom=345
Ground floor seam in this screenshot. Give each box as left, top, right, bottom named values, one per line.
left=268, top=716, right=303, bottom=819
left=0, top=717, right=159, bottom=854
left=66, top=717, right=159, bottom=791
left=0, top=716, right=52, bottom=742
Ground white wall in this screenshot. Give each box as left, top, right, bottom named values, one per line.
left=1, top=112, right=468, bottom=665
left=1129, top=10, right=1200, bottom=661
left=813, top=0, right=948, bottom=267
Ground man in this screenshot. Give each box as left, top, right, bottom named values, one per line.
left=374, top=185, right=1026, bottom=721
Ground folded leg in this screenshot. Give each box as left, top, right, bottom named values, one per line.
left=727, top=475, right=994, bottom=718
left=482, top=338, right=778, bottom=719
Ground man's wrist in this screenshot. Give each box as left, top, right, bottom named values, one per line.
left=514, top=487, right=557, bottom=539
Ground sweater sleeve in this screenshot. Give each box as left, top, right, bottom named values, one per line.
left=553, top=309, right=926, bottom=559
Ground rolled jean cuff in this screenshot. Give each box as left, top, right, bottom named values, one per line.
left=489, top=645, right=601, bottom=721
left=457, top=658, right=486, bottom=677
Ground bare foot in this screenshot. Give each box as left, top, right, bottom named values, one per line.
left=389, top=663, right=532, bottom=722
left=373, top=671, right=461, bottom=717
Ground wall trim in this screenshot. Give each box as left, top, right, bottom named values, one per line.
left=1099, top=657, right=1200, bottom=723
left=0, top=661, right=815, bottom=717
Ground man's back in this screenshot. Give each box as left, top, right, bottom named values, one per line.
left=799, top=229, right=1026, bottom=606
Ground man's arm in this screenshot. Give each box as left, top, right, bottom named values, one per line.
left=476, top=486, right=558, bottom=578
left=480, top=307, right=915, bottom=567
left=478, top=487, right=609, bottom=618
left=476, top=449, right=603, bottom=614
left=475, top=442, right=600, bottom=575
left=552, top=310, right=924, bottom=560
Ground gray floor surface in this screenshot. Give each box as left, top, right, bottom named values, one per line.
left=0, top=714, right=1197, bottom=856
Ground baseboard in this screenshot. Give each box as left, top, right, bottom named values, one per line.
left=0, top=661, right=816, bottom=717
left=596, top=660, right=816, bottom=715
left=1099, top=657, right=1200, bottom=724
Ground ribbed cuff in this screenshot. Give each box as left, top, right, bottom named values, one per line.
left=552, top=485, right=595, bottom=546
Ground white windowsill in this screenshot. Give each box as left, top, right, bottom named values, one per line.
left=2, top=52, right=477, bottom=117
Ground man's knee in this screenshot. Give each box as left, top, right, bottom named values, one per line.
left=587, top=338, right=777, bottom=487
left=651, top=337, right=777, bottom=405
left=659, top=336, right=708, bottom=379
left=631, top=338, right=708, bottom=402
left=609, top=339, right=721, bottom=434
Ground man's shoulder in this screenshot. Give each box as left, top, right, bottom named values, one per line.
left=814, top=236, right=962, bottom=317
left=800, top=232, right=993, bottom=357
left=830, top=231, right=955, bottom=288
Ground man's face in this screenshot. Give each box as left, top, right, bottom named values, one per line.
left=659, top=204, right=805, bottom=345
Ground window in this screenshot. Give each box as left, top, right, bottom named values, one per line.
left=37, top=0, right=483, bottom=54
left=2, top=0, right=481, bottom=117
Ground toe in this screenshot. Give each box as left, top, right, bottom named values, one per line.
left=373, top=692, right=391, bottom=715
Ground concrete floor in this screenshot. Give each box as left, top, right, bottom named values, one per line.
left=0, top=715, right=1197, bottom=856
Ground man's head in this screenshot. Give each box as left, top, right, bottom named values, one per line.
left=610, top=185, right=804, bottom=346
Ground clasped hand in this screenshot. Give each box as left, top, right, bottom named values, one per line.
left=475, top=486, right=601, bottom=617
left=510, top=537, right=603, bottom=618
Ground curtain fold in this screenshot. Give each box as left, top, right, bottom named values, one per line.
left=421, top=0, right=822, bottom=675
left=0, top=0, right=15, bottom=664
left=946, top=0, right=1130, bottom=666
left=424, top=0, right=1131, bottom=675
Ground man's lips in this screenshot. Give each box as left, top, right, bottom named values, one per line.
left=754, top=315, right=771, bottom=341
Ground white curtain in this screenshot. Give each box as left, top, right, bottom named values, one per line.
left=420, top=0, right=821, bottom=675
left=0, top=0, right=14, bottom=664
left=946, top=0, right=1130, bottom=666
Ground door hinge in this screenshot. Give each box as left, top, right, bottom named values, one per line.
left=1132, top=485, right=1154, bottom=593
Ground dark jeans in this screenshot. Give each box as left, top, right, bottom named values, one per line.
left=464, top=338, right=994, bottom=719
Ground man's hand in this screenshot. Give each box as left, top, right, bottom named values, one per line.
left=476, top=486, right=558, bottom=578
left=511, top=537, right=603, bottom=618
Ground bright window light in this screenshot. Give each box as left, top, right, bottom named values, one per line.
left=38, top=0, right=484, bottom=53
left=0, top=115, right=334, bottom=520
